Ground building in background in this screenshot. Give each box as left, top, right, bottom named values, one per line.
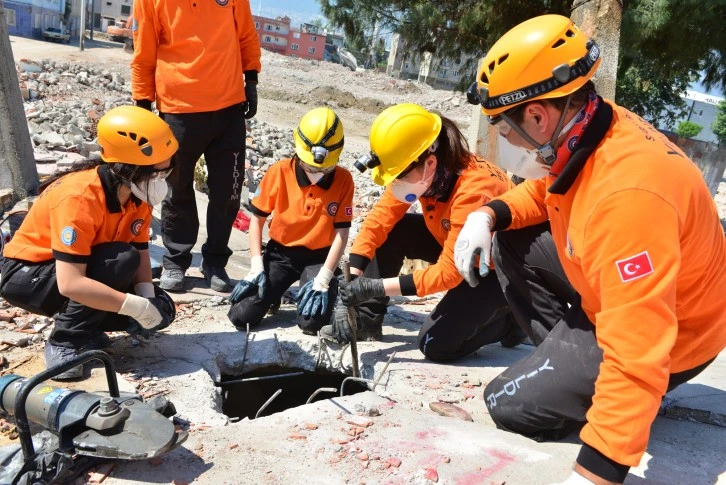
left=386, top=34, right=474, bottom=90
left=3, top=0, right=68, bottom=38
left=253, top=14, right=325, bottom=61
left=674, top=90, right=724, bottom=144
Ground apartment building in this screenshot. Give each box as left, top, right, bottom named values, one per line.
left=252, top=14, right=326, bottom=61
left=3, top=0, right=67, bottom=38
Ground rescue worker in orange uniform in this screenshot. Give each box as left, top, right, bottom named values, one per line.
left=322, top=103, right=524, bottom=361
left=454, top=15, right=726, bottom=484
left=0, top=107, right=179, bottom=380
left=228, top=108, right=354, bottom=334
left=131, top=0, right=261, bottom=293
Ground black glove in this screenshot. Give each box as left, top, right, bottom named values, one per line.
left=135, top=99, right=153, bottom=111
left=339, top=277, right=385, bottom=307
left=243, top=70, right=258, bottom=119
left=332, top=304, right=354, bottom=343
left=152, top=286, right=176, bottom=330
left=147, top=297, right=175, bottom=331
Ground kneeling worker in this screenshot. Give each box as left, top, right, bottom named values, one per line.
left=323, top=103, right=523, bottom=362
left=228, top=107, right=354, bottom=334
left=1, top=106, right=178, bottom=379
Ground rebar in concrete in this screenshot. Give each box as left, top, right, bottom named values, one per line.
left=255, top=389, right=282, bottom=419
left=217, top=371, right=305, bottom=387
left=372, top=351, right=396, bottom=391
left=306, top=387, right=338, bottom=404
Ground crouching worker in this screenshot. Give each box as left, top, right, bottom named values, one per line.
left=322, top=103, right=523, bottom=362
left=228, top=107, right=354, bottom=334
left=0, top=106, right=178, bottom=380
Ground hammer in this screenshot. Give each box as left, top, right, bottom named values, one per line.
left=342, top=261, right=360, bottom=378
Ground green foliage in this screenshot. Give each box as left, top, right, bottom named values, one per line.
left=712, top=101, right=726, bottom=145
left=675, top=121, right=703, bottom=138
left=317, top=0, right=726, bottom=116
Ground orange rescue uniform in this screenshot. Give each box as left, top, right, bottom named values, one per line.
left=489, top=100, right=726, bottom=467
left=351, top=158, right=513, bottom=296
left=3, top=166, right=152, bottom=263
left=249, top=158, right=354, bottom=250
left=131, top=0, right=262, bottom=113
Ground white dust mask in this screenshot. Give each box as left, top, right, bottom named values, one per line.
left=131, top=178, right=168, bottom=206
left=390, top=164, right=434, bottom=204
left=497, top=135, right=550, bottom=180
left=306, top=171, right=325, bottom=185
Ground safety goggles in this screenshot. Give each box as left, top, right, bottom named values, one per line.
left=301, top=163, right=336, bottom=175
left=395, top=160, right=422, bottom=180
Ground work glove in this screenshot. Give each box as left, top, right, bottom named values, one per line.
left=331, top=303, right=355, bottom=343
left=453, top=211, right=494, bottom=288
left=548, top=471, right=596, bottom=485
left=296, top=267, right=334, bottom=319
left=243, top=71, right=258, bottom=119
left=230, top=255, right=267, bottom=303
left=118, top=293, right=173, bottom=330
left=339, top=277, right=385, bottom=307
left=135, top=99, right=153, bottom=111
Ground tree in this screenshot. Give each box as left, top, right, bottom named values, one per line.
left=317, top=0, right=726, bottom=121
left=675, top=121, right=703, bottom=139
left=712, top=100, right=726, bottom=145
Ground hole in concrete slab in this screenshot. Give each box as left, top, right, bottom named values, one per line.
left=221, top=367, right=368, bottom=420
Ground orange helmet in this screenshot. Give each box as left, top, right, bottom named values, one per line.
left=97, top=106, right=178, bottom=165
left=472, top=15, right=601, bottom=118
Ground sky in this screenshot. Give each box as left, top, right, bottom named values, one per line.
left=253, top=0, right=323, bottom=25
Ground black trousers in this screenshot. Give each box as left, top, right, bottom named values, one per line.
left=487, top=222, right=715, bottom=440
left=365, top=213, right=515, bottom=362
left=228, top=240, right=338, bottom=332
left=0, top=242, right=140, bottom=349
left=160, top=103, right=246, bottom=271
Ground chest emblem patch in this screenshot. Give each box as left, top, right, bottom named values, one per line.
left=441, top=219, right=451, bottom=231
left=130, top=219, right=144, bottom=236
left=327, top=202, right=339, bottom=216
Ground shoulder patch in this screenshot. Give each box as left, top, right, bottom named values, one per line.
left=60, top=226, right=77, bottom=246
left=344, top=206, right=353, bottom=217
left=130, top=218, right=144, bottom=236
left=616, top=251, right=654, bottom=283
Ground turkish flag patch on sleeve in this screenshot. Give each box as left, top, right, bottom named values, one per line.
left=615, top=251, right=654, bottom=283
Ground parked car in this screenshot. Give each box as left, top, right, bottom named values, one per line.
left=42, top=27, right=71, bottom=44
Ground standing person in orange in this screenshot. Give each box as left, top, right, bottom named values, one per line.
left=228, top=108, right=354, bottom=334
left=454, top=15, right=726, bottom=484
left=131, top=0, right=262, bottom=292
left=0, top=107, right=178, bottom=380
left=322, top=103, right=524, bottom=362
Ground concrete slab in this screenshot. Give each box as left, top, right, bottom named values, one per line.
left=661, top=353, right=726, bottom=427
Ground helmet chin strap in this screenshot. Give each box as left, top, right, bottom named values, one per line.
left=500, top=95, right=572, bottom=166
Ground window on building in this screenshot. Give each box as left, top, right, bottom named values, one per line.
left=404, top=63, right=410, bottom=69
left=290, top=43, right=299, bottom=51
left=254, top=22, right=259, bottom=29
left=290, top=54, right=298, bottom=58
left=275, top=25, right=280, bottom=31
left=4, top=8, right=16, bottom=26
left=264, top=36, right=272, bottom=42
left=265, top=24, right=272, bottom=31
left=310, top=35, right=317, bottom=42
left=121, top=5, right=130, bottom=15
left=293, top=32, right=300, bottom=39
left=440, top=69, right=448, bottom=77
left=308, top=47, right=316, bottom=54
left=106, top=1, right=112, bottom=5
left=34, top=13, right=41, bottom=29
left=452, top=70, right=459, bottom=77
left=441, top=60, right=448, bottom=67
left=699, top=110, right=704, bottom=116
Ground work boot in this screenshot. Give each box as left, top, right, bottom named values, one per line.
left=200, top=260, right=232, bottom=292
left=82, top=332, right=113, bottom=351
left=159, top=267, right=185, bottom=292
left=44, top=342, right=84, bottom=380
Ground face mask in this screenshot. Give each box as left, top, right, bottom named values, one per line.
left=131, top=178, right=168, bottom=206
left=306, top=171, right=325, bottom=185
left=497, top=135, right=550, bottom=180
left=390, top=164, right=434, bottom=203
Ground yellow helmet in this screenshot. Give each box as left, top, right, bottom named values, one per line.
left=293, top=107, right=345, bottom=169
left=357, top=103, right=441, bottom=186
left=97, top=106, right=178, bottom=165
left=472, top=15, right=601, bottom=118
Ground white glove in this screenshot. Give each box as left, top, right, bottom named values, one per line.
left=313, top=267, right=334, bottom=291
left=118, top=293, right=163, bottom=329
left=245, top=255, right=264, bottom=281
left=549, top=471, right=597, bottom=485
left=134, top=282, right=155, bottom=298
left=454, top=211, right=494, bottom=288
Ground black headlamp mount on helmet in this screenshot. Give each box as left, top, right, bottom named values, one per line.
left=353, top=152, right=381, bottom=174
left=297, top=114, right=345, bottom=165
